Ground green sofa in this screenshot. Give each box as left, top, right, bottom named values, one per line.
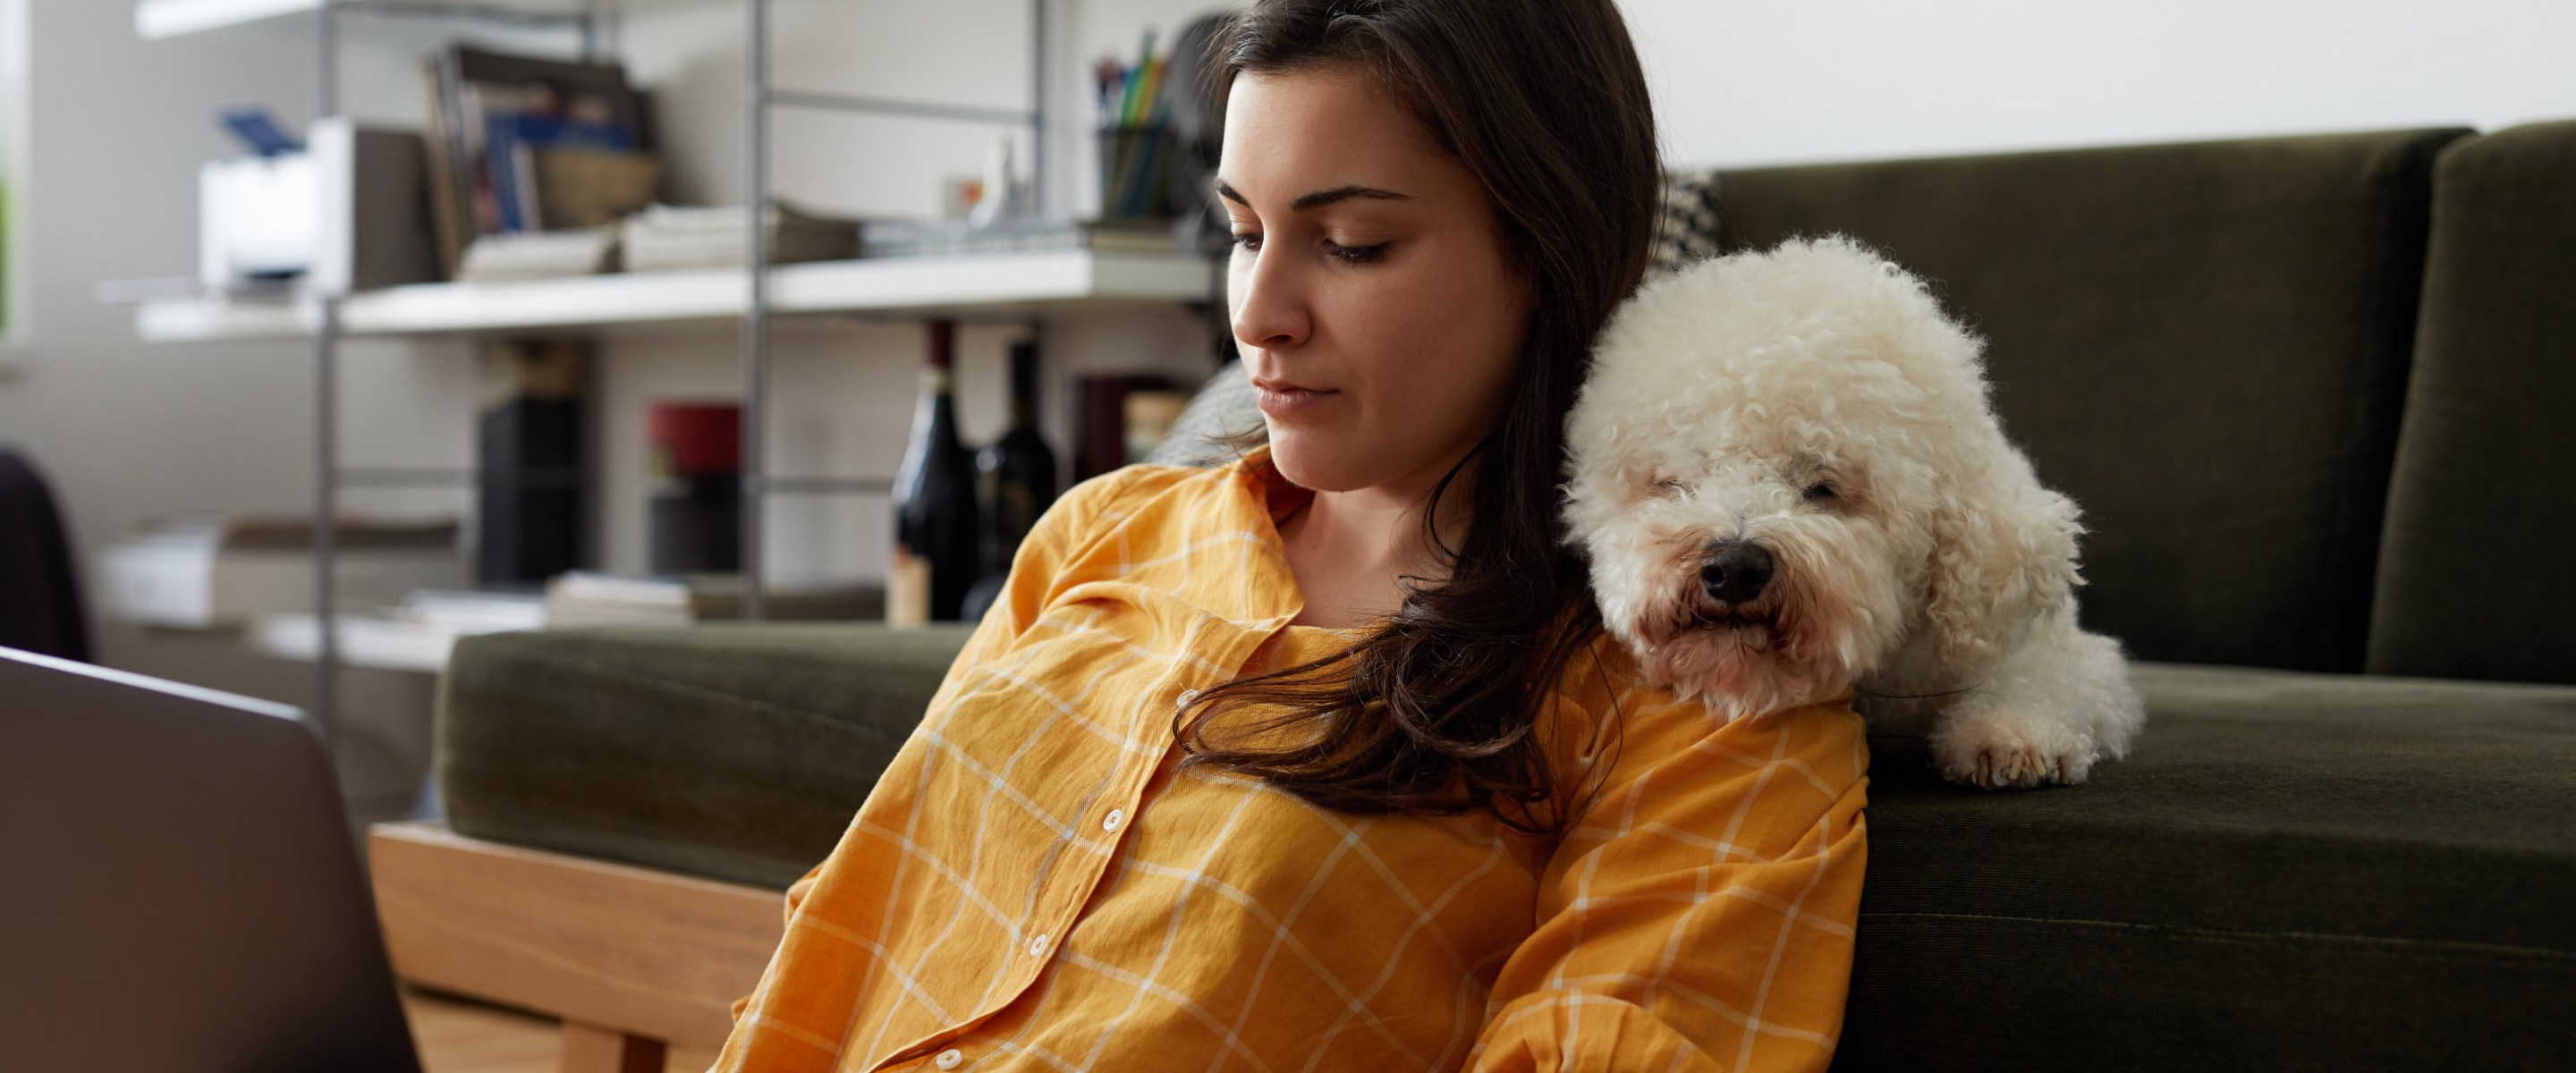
left=436, top=121, right=2576, bottom=1069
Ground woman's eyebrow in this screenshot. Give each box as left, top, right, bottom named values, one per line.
left=1213, top=176, right=1414, bottom=213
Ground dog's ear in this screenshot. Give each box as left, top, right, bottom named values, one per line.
left=1924, top=459, right=2084, bottom=666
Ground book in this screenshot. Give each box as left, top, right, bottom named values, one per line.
left=249, top=589, right=548, bottom=673
left=419, top=46, right=657, bottom=279
left=535, top=148, right=659, bottom=230
left=455, top=226, right=621, bottom=282
left=543, top=571, right=886, bottom=628
left=397, top=588, right=550, bottom=634
left=1072, top=373, right=1177, bottom=481
left=622, top=202, right=861, bottom=272
left=858, top=215, right=1182, bottom=258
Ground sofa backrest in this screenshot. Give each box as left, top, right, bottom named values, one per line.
left=1710, top=128, right=2468, bottom=672
left=2368, top=121, right=2576, bottom=685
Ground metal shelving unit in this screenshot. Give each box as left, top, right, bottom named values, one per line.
left=134, top=0, right=1204, bottom=737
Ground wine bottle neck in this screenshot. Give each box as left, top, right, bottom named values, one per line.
left=1005, top=341, right=1039, bottom=429
left=926, top=319, right=957, bottom=371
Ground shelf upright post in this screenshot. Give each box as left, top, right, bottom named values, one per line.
left=1030, top=0, right=1047, bottom=216
left=311, top=0, right=343, bottom=754
left=739, top=0, right=772, bottom=621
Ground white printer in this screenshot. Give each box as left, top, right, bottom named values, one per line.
left=199, top=114, right=439, bottom=295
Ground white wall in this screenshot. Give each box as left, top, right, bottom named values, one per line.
left=1625, top=0, right=2576, bottom=169
left=0, top=0, right=2565, bottom=795
left=0, top=0, right=1231, bottom=795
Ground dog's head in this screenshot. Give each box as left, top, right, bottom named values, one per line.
left=1563, top=236, right=2081, bottom=719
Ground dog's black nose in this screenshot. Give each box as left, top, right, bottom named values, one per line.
left=1699, top=542, right=1774, bottom=604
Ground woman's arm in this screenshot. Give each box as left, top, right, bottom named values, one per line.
left=1467, top=694, right=1870, bottom=1072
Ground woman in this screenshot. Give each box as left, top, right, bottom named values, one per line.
left=713, top=2, right=1868, bottom=1069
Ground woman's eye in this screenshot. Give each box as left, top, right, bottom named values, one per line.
left=1229, top=232, right=1261, bottom=251
left=1325, top=241, right=1390, bottom=264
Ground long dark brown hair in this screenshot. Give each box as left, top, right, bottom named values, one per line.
left=1172, top=0, right=1663, bottom=835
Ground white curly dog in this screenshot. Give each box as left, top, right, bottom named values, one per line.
left=1563, top=235, right=2144, bottom=788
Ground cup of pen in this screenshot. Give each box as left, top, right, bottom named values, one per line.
left=1097, top=121, right=1176, bottom=222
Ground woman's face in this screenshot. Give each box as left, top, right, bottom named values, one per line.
left=1217, top=65, right=1531, bottom=494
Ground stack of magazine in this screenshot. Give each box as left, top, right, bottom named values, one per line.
left=860, top=216, right=1183, bottom=258
left=454, top=226, right=620, bottom=283
left=622, top=203, right=861, bottom=272
left=543, top=571, right=885, bottom=627
left=250, top=588, right=546, bottom=673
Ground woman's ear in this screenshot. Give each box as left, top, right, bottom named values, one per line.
left=1923, top=461, right=2085, bottom=666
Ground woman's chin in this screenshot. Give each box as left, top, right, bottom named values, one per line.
left=1264, top=431, right=1372, bottom=493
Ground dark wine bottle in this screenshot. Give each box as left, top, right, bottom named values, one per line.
left=975, top=339, right=1059, bottom=582
left=890, top=319, right=982, bottom=625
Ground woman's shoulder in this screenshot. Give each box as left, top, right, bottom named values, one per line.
left=1037, top=458, right=1247, bottom=547
left=1540, top=631, right=1869, bottom=791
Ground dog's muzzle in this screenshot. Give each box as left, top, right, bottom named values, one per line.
left=1699, top=540, right=1774, bottom=604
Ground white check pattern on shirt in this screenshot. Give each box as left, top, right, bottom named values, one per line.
left=710, top=452, right=1869, bottom=1073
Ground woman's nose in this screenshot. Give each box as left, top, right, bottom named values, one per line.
left=1228, top=246, right=1310, bottom=352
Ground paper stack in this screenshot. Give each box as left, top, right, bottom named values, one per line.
left=249, top=588, right=547, bottom=673
left=860, top=215, right=1182, bottom=258
left=544, top=571, right=886, bottom=627
left=621, top=203, right=860, bottom=272
left=455, top=226, right=621, bottom=282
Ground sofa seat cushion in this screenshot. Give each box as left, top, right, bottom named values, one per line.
left=436, top=623, right=974, bottom=890
left=1839, top=662, right=2576, bottom=1070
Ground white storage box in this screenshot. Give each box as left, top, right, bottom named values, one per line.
left=99, top=515, right=463, bottom=629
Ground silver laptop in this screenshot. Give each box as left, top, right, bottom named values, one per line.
left=0, top=646, right=422, bottom=1072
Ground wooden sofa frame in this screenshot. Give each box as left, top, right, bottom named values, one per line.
left=367, top=822, right=784, bottom=1073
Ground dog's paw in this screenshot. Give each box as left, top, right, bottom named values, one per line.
left=1929, top=720, right=2097, bottom=790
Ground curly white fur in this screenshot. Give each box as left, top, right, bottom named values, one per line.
left=1563, top=235, right=2145, bottom=788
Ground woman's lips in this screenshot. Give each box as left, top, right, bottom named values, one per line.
left=1253, top=382, right=1338, bottom=418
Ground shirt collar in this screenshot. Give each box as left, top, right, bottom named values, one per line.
left=1218, top=442, right=1352, bottom=635
left=1227, top=441, right=1313, bottom=529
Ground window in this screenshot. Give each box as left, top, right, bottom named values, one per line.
left=0, top=0, right=28, bottom=346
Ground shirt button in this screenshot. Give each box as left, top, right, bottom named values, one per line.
left=1102, top=808, right=1125, bottom=832
left=1028, top=933, right=1050, bottom=957
left=934, top=1049, right=963, bottom=1070
left=1176, top=688, right=1200, bottom=709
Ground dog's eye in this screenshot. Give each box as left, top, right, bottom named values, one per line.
left=1802, top=480, right=1838, bottom=503
left=1652, top=477, right=1685, bottom=495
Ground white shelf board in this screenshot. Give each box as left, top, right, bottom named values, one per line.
left=139, top=0, right=316, bottom=38
left=137, top=249, right=1220, bottom=342
left=137, top=0, right=699, bottom=40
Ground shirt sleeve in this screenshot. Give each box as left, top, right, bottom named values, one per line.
left=1465, top=691, right=1871, bottom=1072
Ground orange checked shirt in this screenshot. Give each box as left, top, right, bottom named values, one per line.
left=711, top=444, right=1870, bottom=1073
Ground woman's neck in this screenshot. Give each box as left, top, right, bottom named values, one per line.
left=1275, top=445, right=1478, bottom=629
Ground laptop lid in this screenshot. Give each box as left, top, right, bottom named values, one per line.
left=0, top=646, right=422, bottom=1073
